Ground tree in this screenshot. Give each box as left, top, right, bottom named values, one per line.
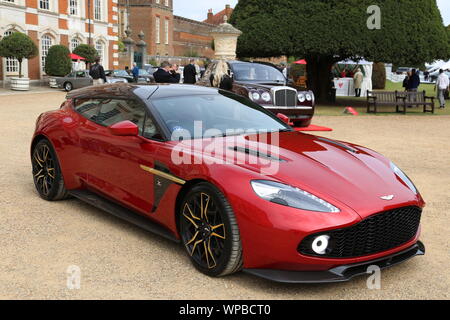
left=45, top=45, right=72, bottom=76
left=231, top=0, right=450, bottom=102
left=372, top=62, right=386, bottom=89
left=72, top=44, right=98, bottom=65
left=0, top=32, right=38, bottom=78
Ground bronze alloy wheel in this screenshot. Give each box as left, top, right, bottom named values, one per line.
left=179, top=183, right=243, bottom=277
left=31, top=140, right=69, bottom=201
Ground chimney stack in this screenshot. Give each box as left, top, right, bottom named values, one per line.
left=207, top=9, right=213, bottom=24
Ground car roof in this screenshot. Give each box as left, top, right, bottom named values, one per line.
left=66, top=83, right=219, bottom=100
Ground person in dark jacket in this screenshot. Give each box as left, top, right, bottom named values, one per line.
left=183, top=59, right=197, bottom=84
left=153, top=61, right=180, bottom=83
left=89, top=57, right=107, bottom=85
left=408, top=69, right=420, bottom=91
left=407, top=69, right=421, bottom=107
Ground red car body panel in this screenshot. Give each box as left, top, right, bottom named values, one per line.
left=31, top=84, right=424, bottom=278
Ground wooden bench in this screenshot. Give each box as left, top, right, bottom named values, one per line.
left=367, top=90, right=435, bottom=114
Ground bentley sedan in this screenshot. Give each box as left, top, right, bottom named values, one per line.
left=31, top=83, right=425, bottom=283
left=198, top=60, right=315, bottom=127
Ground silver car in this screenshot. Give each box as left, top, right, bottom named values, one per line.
left=55, top=70, right=127, bottom=92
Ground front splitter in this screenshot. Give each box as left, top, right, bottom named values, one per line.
left=243, top=241, right=425, bottom=284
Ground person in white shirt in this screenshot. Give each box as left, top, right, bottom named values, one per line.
left=435, top=69, right=449, bottom=109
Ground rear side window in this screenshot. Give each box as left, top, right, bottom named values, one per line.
left=74, top=99, right=102, bottom=121
left=73, top=98, right=161, bottom=138
left=94, top=99, right=146, bottom=134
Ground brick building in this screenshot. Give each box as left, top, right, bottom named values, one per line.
left=204, top=4, right=234, bottom=25
left=118, top=1, right=236, bottom=60
left=0, top=0, right=119, bottom=84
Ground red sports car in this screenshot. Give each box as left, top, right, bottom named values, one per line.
left=31, top=83, right=425, bottom=283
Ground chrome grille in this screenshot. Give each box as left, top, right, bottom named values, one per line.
left=272, top=87, right=297, bottom=107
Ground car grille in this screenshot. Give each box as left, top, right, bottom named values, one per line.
left=298, top=206, right=422, bottom=258
left=273, top=88, right=297, bottom=107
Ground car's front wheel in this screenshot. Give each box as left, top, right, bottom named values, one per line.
left=31, top=139, right=69, bottom=201
left=64, top=82, right=73, bottom=92
left=179, top=183, right=243, bottom=277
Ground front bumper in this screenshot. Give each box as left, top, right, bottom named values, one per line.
left=243, top=241, right=425, bottom=283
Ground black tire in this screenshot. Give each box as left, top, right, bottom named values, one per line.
left=179, top=182, right=243, bottom=277
left=64, top=82, right=73, bottom=92
left=31, top=139, right=70, bottom=201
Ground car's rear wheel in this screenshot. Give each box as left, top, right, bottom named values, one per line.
left=31, top=139, right=69, bottom=201
left=64, top=82, right=73, bottom=92
left=179, top=183, right=243, bottom=277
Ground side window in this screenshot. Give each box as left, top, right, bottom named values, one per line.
left=74, top=99, right=102, bottom=120
left=95, top=99, right=147, bottom=135
left=76, top=71, right=86, bottom=78
left=142, top=114, right=162, bottom=140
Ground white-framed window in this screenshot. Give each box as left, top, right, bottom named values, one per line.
left=95, top=40, right=104, bottom=63
left=155, top=16, right=160, bottom=44
left=155, top=0, right=160, bottom=4
left=69, top=0, right=78, bottom=16
left=164, top=19, right=169, bottom=45
left=70, top=38, right=80, bottom=52
left=3, top=30, right=19, bottom=74
left=165, top=0, right=169, bottom=6
left=94, top=0, right=102, bottom=20
left=39, top=0, right=50, bottom=10
left=41, top=34, right=52, bottom=71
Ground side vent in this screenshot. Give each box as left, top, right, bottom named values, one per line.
left=229, top=146, right=286, bottom=162
left=317, top=137, right=358, bottom=153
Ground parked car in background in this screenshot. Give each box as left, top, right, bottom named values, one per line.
left=198, top=60, right=315, bottom=127
left=395, top=67, right=410, bottom=75
left=138, top=69, right=155, bottom=83
left=55, top=70, right=127, bottom=91
left=105, top=69, right=154, bottom=84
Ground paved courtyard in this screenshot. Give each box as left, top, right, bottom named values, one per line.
left=0, top=91, right=448, bottom=299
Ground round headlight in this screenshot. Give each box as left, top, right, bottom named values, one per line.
left=252, top=92, right=261, bottom=101
left=298, top=93, right=306, bottom=103
left=261, top=92, right=271, bottom=102
left=305, top=93, right=312, bottom=101
left=312, top=235, right=330, bottom=255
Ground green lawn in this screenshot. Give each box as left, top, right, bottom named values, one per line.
left=315, top=80, right=450, bottom=116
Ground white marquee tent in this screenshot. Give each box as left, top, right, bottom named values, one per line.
left=335, top=59, right=373, bottom=97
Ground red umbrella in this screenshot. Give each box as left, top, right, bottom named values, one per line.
left=294, top=59, right=307, bottom=65
left=69, top=53, right=85, bottom=60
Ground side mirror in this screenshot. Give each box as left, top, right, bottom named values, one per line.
left=109, top=120, right=139, bottom=136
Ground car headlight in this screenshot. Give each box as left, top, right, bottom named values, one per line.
left=298, top=93, right=306, bottom=103
left=251, top=91, right=260, bottom=101
left=261, top=92, right=271, bottom=102
left=390, top=162, right=418, bottom=194
left=305, top=93, right=312, bottom=101
left=251, top=180, right=340, bottom=213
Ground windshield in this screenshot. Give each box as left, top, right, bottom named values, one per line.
left=231, top=63, right=285, bottom=82
left=114, top=70, right=130, bottom=77
left=139, top=69, right=150, bottom=76
left=151, top=91, right=291, bottom=140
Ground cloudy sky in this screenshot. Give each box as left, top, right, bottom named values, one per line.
left=174, top=0, right=450, bottom=25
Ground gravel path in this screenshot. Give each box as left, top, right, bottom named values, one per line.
left=0, top=92, right=448, bottom=299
